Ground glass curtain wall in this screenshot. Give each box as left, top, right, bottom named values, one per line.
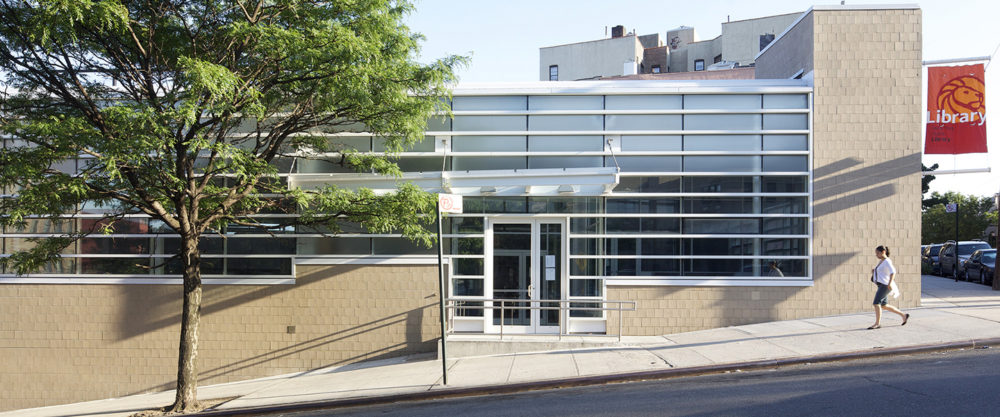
left=2, top=86, right=811, bottom=286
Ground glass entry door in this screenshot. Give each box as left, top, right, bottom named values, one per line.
left=489, top=219, right=564, bottom=334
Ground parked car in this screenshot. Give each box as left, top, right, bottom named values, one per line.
left=963, top=249, right=996, bottom=285
left=922, top=243, right=944, bottom=275
left=939, top=241, right=992, bottom=277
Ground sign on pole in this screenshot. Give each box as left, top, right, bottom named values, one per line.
left=438, top=193, right=463, bottom=214
left=925, top=64, right=987, bottom=154
left=945, top=203, right=958, bottom=213
left=436, top=193, right=462, bottom=385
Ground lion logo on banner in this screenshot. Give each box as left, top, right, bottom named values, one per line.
left=937, top=75, right=985, bottom=116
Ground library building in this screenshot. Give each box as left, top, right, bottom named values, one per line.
left=0, top=4, right=923, bottom=410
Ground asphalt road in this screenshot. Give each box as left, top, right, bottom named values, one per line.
left=271, top=347, right=1000, bottom=417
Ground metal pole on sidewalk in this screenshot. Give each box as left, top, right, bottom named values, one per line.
left=955, top=202, right=960, bottom=281
left=436, top=201, right=448, bottom=385
left=995, top=192, right=1000, bottom=290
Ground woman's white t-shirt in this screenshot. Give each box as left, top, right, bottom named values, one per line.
left=874, top=257, right=896, bottom=285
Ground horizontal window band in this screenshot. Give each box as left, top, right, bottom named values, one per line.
left=296, top=151, right=810, bottom=157
left=2, top=230, right=806, bottom=239
left=0, top=277, right=295, bottom=285
left=605, top=193, right=810, bottom=198
left=604, top=278, right=813, bottom=287
left=294, top=257, right=448, bottom=265
left=425, top=130, right=809, bottom=136
left=567, top=255, right=809, bottom=260
left=444, top=109, right=810, bottom=116
left=449, top=87, right=812, bottom=96
left=0, top=254, right=296, bottom=259
left=566, top=234, right=807, bottom=239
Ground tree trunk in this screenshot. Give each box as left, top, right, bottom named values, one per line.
left=168, top=236, right=203, bottom=412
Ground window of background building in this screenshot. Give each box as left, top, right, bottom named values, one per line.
left=549, top=65, right=558, bottom=81
left=694, top=60, right=705, bottom=71
left=713, top=54, right=722, bottom=64
left=760, top=33, right=775, bottom=51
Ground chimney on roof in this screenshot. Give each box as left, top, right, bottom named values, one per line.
left=611, top=25, right=625, bottom=38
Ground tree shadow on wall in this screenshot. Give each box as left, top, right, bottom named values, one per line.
left=113, top=265, right=439, bottom=395
left=813, top=153, right=921, bottom=218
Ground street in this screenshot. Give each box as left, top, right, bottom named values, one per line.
left=277, top=347, right=1000, bottom=417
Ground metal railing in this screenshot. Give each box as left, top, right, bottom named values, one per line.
left=444, top=298, right=637, bottom=341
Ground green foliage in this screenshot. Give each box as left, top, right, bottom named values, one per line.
left=922, top=191, right=996, bottom=244
left=1, top=0, right=463, bottom=409
left=0, top=0, right=464, bottom=275
left=921, top=163, right=944, bottom=210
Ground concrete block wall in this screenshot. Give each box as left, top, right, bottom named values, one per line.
left=0, top=265, right=440, bottom=411
left=611, top=7, right=923, bottom=336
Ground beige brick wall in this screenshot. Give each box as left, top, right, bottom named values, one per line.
left=611, top=8, right=923, bottom=336
left=0, top=265, right=440, bottom=411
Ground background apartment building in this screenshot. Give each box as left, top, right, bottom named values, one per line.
left=540, top=13, right=800, bottom=80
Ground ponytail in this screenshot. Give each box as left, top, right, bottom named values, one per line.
left=876, top=245, right=891, bottom=257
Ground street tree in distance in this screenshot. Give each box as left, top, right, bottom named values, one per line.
left=921, top=192, right=997, bottom=244
left=0, top=0, right=461, bottom=412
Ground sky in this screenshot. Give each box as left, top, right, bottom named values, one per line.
left=404, top=0, right=1000, bottom=198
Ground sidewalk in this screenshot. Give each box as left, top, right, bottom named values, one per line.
left=5, top=275, right=1000, bottom=417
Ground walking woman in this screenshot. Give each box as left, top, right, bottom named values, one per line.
left=869, top=245, right=910, bottom=329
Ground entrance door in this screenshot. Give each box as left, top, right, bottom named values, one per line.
left=489, top=219, right=564, bottom=333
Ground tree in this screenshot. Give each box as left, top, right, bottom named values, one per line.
left=921, top=163, right=945, bottom=210
left=921, top=192, right=996, bottom=244
left=0, top=0, right=461, bottom=412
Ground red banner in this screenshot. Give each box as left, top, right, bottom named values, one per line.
left=925, top=64, right=987, bottom=154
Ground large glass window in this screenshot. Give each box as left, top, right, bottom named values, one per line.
left=605, top=115, right=681, bottom=131
left=529, top=115, right=602, bottom=131
left=683, top=176, right=754, bottom=193
left=684, top=135, right=761, bottom=151
left=763, top=156, right=808, bottom=172
left=453, top=96, right=526, bottom=111
left=614, top=176, right=682, bottom=193
left=763, top=114, right=808, bottom=130
left=452, top=156, right=526, bottom=171
left=605, top=95, right=681, bottom=110
left=453, top=115, right=526, bottom=131
left=4, top=88, right=812, bottom=285
left=614, top=156, right=681, bottom=172
left=528, top=135, right=603, bottom=151
left=683, top=197, right=755, bottom=214
left=529, top=95, right=602, bottom=110
left=684, top=95, right=761, bottom=109
left=684, top=156, right=760, bottom=172
left=763, top=135, right=808, bottom=151
left=452, top=136, right=526, bottom=152
left=684, top=114, right=761, bottom=131
left=763, top=94, right=808, bottom=109
left=620, top=135, right=682, bottom=152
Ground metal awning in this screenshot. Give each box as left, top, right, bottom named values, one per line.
left=289, top=167, right=620, bottom=196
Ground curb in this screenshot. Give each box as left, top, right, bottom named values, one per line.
left=192, top=337, right=1000, bottom=416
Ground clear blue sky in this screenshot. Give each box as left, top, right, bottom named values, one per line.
left=405, top=0, right=1000, bottom=198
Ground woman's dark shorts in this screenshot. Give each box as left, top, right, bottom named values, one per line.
left=873, top=283, right=890, bottom=306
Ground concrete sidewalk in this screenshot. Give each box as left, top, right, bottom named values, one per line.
left=5, top=275, right=1000, bottom=417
